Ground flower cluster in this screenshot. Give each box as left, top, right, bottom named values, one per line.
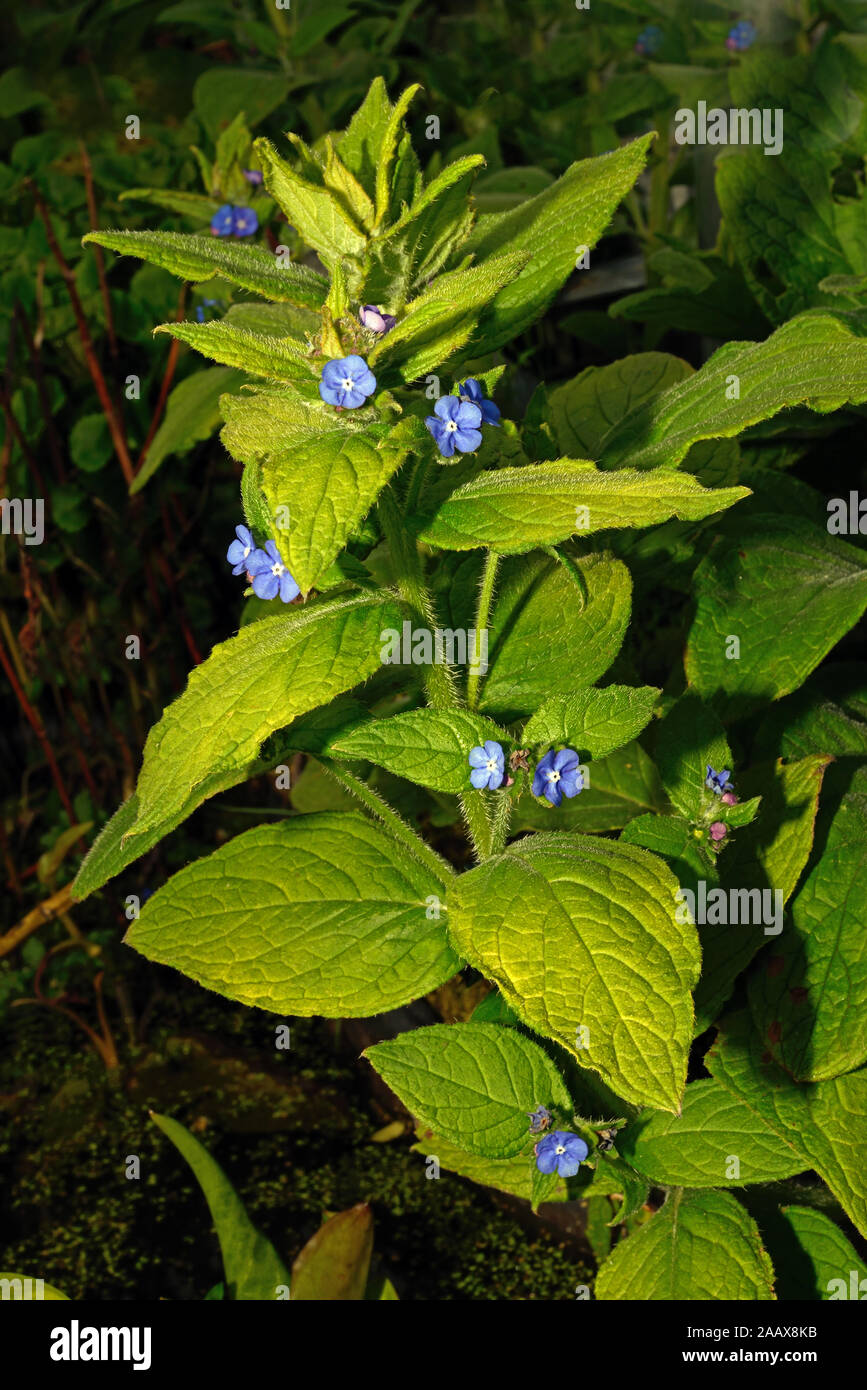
left=704, top=764, right=741, bottom=847
left=426, top=379, right=500, bottom=458
left=319, top=355, right=377, bottom=408
left=226, top=525, right=300, bottom=604
left=635, top=24, right=663, bottom=56
left=468, top=741, right=583, bottom=805
left=726, top=20, right=757, bottom=52
left=210, top=204, right=259, bottom=238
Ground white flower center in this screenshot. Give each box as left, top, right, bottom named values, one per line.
left=555, top=1144, right=566, bottom=1155
left=486, top=759, right=498, bottom=771
left=271, top=562, right=284, bottom=576
left=243, top=543, right=251, bottom=558
left=547, top=770, right=561, bottom=783
left=341, top=377, right=354, bottom=390
left=446, top=420, right=458, bottom=431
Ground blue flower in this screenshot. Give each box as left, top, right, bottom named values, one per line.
left=232, top=206, right=258, bottom=237
left=528, top=1105, right=551, bottom=1135
left=535, top=1130, right=588, bottom=1178
left=227, top=524, right=256, bottom=575
left=247, top=539, right=300, bottom=603
left=468, top=740, right=505, bottom=790
left=210, top=204, right=258, bottom=237
left=210, top=204, right=235, bottom=237
left=359, top=304, right=397, bottom=335
left=705, top=765, right=732, bottom=795
left=727, top=20, right=756, bottom=52
left=425, top=395, right=482, bottom=457
left=319, top=355, right=377, bottom=408
left=635, top=24, right=663, bottom=56
left=456, top=378, right=500, bottom=427
left=196, top=298, right=220, bottom=324
left=532, top=748, right=583, bottom=806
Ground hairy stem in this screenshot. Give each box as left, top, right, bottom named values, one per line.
left=467, top=549, right=499, bottom=711
left=378, top=484, right=493, bottom=860
left=319, top=756, right=454, bottom=884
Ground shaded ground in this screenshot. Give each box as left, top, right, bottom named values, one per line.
left=0, top=969, right=593, bottom=1300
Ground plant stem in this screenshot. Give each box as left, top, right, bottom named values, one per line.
left=377, top=486, right=457, bottom=711
left=468, top=549, right=499, bottom=711
left=318, top=756, right=454, bottom=884
left=489, top=790, right=513, bottom=858
left=377, top=484, right=493, bottom=861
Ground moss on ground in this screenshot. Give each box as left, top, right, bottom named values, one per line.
left=0, top=979, right=593, bottom=1300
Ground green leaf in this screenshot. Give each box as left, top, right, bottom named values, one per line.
left=599, top=312, right=867, bottom=472
left=193, top=67, right=289, bottom=138
left=153, top=321, right=315, bottom=384
left=118, top=187, right=220, bottom=219
left=365, top=1022, right=572, bottom=1159
left=410, top=1126, right=571, bottom=1207
left=132, top=367, right=247, bottom=494
left=290, top=1205, right=373, bottom=1301
left=522, top=685, right=659, bottom=760
left=693, top=755, right=830, bottom=1031
left=322, top=137, right=375, bottom=232
left=369, top=251, right=528, bottom=384
left=126, top=592, right=404, bottom=844
left=374, top=83, right=421, bottom=225
left=82, top=230, right=328, bottom=308
left=655, top=691, right=732, bottom=823
left=463, top=134, right=654, bottom=356
left=595, top=1190, right=776, bottom=1301
left=223, top=301, right=319, bottom=339
left=362, top=156, right=484, bottom=306
left=70, top=413, right=113, bottom=473
left=336, top=77, right=393, bottom=196
left=776, top=1206, right=867, bottom=1300
left=260, top=427, right=409, bottom=595
left=417, top=461, right=748, bottom=552
left=151, top=1111, right=289, bottom=1299
left=548, top=353, right=692, bottom=459
left=479, top=552, right=631, bottom=720
left=749, top=764, right=867, bottom=1082
left=330, top=708, right=509, bottom=794
left=448, top=834, right=701, bottom=1112
left=254, top=137, right=367, bottom=269
left=685, top=516, right=867, bottom=719
left=129, top=813, right=456, bottom=1016
left=715, top=46, right=867, bottom=323
left=619, top=1079, right=807, bottom=1187
left=708, top=1011, right=867, bottom=1237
